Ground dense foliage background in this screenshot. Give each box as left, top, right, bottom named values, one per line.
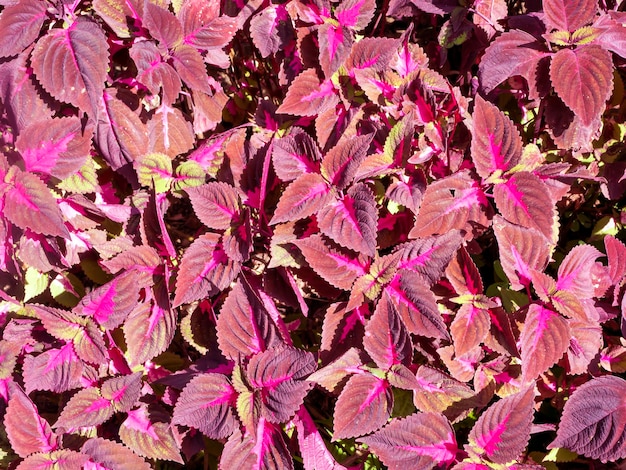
left=1, top=0, right=626, bottom=468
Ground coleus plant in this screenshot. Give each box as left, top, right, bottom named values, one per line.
left=1, top=0, right=626, bottom=469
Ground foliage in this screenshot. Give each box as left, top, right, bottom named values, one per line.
left=0, top=0, right=626, bottom=468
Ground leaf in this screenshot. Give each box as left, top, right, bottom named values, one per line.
left=250, top=4, right=293, bottom=58
left=550, top=45, right=613, bottom=126
left=413, top=366, right=475, bottom=418
left=277, top=69, right=339, bottom=116
left=3, top=169, right=69, bottom=238
left=332, top=373, right=393, bottom=440
left=0, top=0, right=48, bottom=58
left=348, top=252, right=401, bottom=311
left=450, top=304, right=491, bottom=357
left=566, top=319, right=603, bottom=375
left=101, top=372, right=143, bottom=413
left=478, top=30, right=549, bottom=94
left=606, top=235, right=626, bottom=285
left=187, top=182, right=240, bottom=230
left=318, top=182, right=378, bottom=257
left=397, top=231, right=463, bottom=286
left=271, top=129, right=322, bottom=182
left=216, top=280, right=282, bottom=360
left=95, top=90, right=149, bottom=170
left=410, top=171, right=491, bottom=239
left=346, top=37, right=399, bottom=71
left=16, top=117, right=92, bottom=179
left=549, top=376, right=626, bottom=462
left=22, top=343, right=84, bottom=394
left=247, top=346, right=316, bottom=423
left=270, top=173, right=333, bottom=224
left=15, top=449, right=89, bottom=470
left=172, top=373, right=237, bottom=439
left=4, top=385, right=60, bottom=458
left=173, top=233, right=240, bottom=307
left=556, top=244, right=603, bottom=299
left=492, top=216, right=550, bottom=290
left=179, top=0, right=238, bottom=51
left=295, top=234, right=368, bottom=290
left=445, top=246, right=484, bottom=296
left=82, top=437, right=151, bottom=470
left=468, top=387, right=535, bottom=463
left=54, top=387, right=113, bottom=430
left=321, top=133, right=374, bottom=190
left=93, top=0, right=142, bottom=38
left=542, top=0, right=597, bottom=32
left=493, top=171, right=556, bottom=242
left=309, top=347, right=365, bottom=393
left=147, top=106, right=195, bottom=157
left=318, top=23, right=353, bottom=77
left=358, top=412, right=457, bottom=469
left=221, top=424, right=294, bottom=470
left=386, top=270, right=448, bottom=339
left=171, top=44, right=212, bottom=94
left=31, top=18, right=108, bottom=114
left=120, top=406, right=184, bottom=464
left=124, top=290, right=176, bottom=366
left=363, top=293, right=412, bottom=370
left=519, top=304, right=570, bottom=382
left=470, top=96, right=522, bottom=180
left=143, top=1, right=183, bottom=50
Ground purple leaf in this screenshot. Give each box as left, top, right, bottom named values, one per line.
left=102, top=245, right=161, bottom=275
left=187, top=182, right=240, bottom=230
left=493, top=171, right=556, bottom=242
left=272, top=128, right=322, bottom=182
left=120, top=406, right=184, bottom=464
left=247, top=346, right=317, bottom=423
left=92, top=0, right=142, bottom=38
left=468, top=387, right=534, bottom=463
left=318, top=182, right=378, bottom=257
left=363, top=293, right=412, bottom=370
left=410, top=171, right=491, bottom=239
left=221, top=423, right=294, bottom=470
left=143, top=1, right=183, bottom=50
left=492, top=216, right=550, bottom=290
left=4, top=385, right=60, bottom=458
left=520, top=304, right=570, bottom=382
left=82, top=437, right=151, bottom=470
left=470, top=95, right=522, bottom=180
left=277, top=69, right=339, bottom=116
left=295, top=234, right=368, bottom=290
left=22, top=343, right=84, bottom=394
left=16, top=117, right=92, bottom=179
left=3, top=168, right=70, bottom=238
left=556, top=244, right=603, bottom=299
left=550, top=45, right=613, bottom=126
left=549, top=376, right=626, bottom=462
left=318, top=23, right=353, bottom=77
left=386, top=270, right=448, bottom=339
left=270, top=173, right=333, bottom=224
left=172, top=372, right=237, bottom=439
left=333, top=373, right=393, bottom=440
left=309, top=347, right=365, bottom=393
left=173, top=233, right=240, bottom=307
left=542, top=0, right=597, bottom=32
left=54, top=387, right=114, bottom=430
left=397, top=231, right=463, bottom=286
left=478, top=29, right=549, bottom=94
left=15, top=449, right=89, bottom=470
left=450, top=304, right=491, bottom=357
left=0, top=0, right=48, bottom=58
left=321, top=134, right=374, bottom=190
left=101, top=372, right=143, bottom=413
left=358, top=412, right=457, bottom=469
left=250, top=4, right=293, bottom=58
left=216, top=279, right=282, bottom=360
left=31, top=18, right=108, bottom=114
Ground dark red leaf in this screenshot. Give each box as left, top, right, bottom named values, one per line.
left=445, top=246, right=483, bottom=296
left=549, top=375, right=626, bottom=462
left=0, top=0, right=48, bottom=58
left=321, top=133, right=374, bottom=190
left=270, top=173, right=333, bottom=224
left=179, top=0, right=237, bottom=51
left=271, top=128, right=322, bottom=182
left=358, top=412, right=457, bottom=469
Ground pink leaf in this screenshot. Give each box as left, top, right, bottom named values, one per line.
left=221, top=424, right=294, bottom=470
left=606, top=235, right=626, bottom=285
left=172, top=373, right=237, bottom=439
left=471, top=95, right=522, bottom=180
left=171, top=44, right=212, bottom=94
left=250, top=4, right=293, bottom=58
left=566, top=319, right=603, bottom=375
left=332, top=373, right=393, bottom=440
left=413, top=366, right=475, bottom=418
left=101, top=372, right=143, bottom=413
left=0, top=0, right=48, bottom=58
left=468, top=387, right=534, bottom=463
left=346, top=37, right=398, bottom=71
left=321, top=133, right=374, bottom=190
left=493, top=171, right=556, bottom=242
left=309, top=347, right=365, bottom=394
left=318, top=23, right=353, bottom=77
left=450, top=304, right=491, bottom=357
left=216, top=280, right=282, bottom=360
left=142, top=1, right=183, bottom=50
left=270, top=173, right=333, bottom=224
left=82, top=437, right=151, bottom=470
left=4, top=169, right=70, bottom=238
left=173, top=233, right=240, bottom=307
left=4, top=385, right=60, bottom=458
left=15, top=449, right=89, bottom=470
left=179, top=0, right=237, bottom=51
left=549, top=376, right=626, bottom=462
left=277, top=69, right=339, bottom=116
left=556, top=244, right=603, bottom=298
left=363, top=293, right=412, bottom=370
left=187, top=182, right=240, bottom=230
left=336, top=0, right=376, bottom=30
left=358, top=412, right=457, bottom=469
left=271, top=128, right=322, bottom=182
left=550, top=45, right=613, bottom=126
left=130, top=40, right=181, bottom=104
left=23, top=343, right=84, bottom=394
left=520, top=304, right=570, bottom=382
left=318, top=182, right=378, bottom=257
left=16, top=117, right=92, bottom=179
left=31, top=18, right=108, bottom=114
left=54, top=387, right=114, bottom=430
left=542, top=0, right=597, bottom=32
